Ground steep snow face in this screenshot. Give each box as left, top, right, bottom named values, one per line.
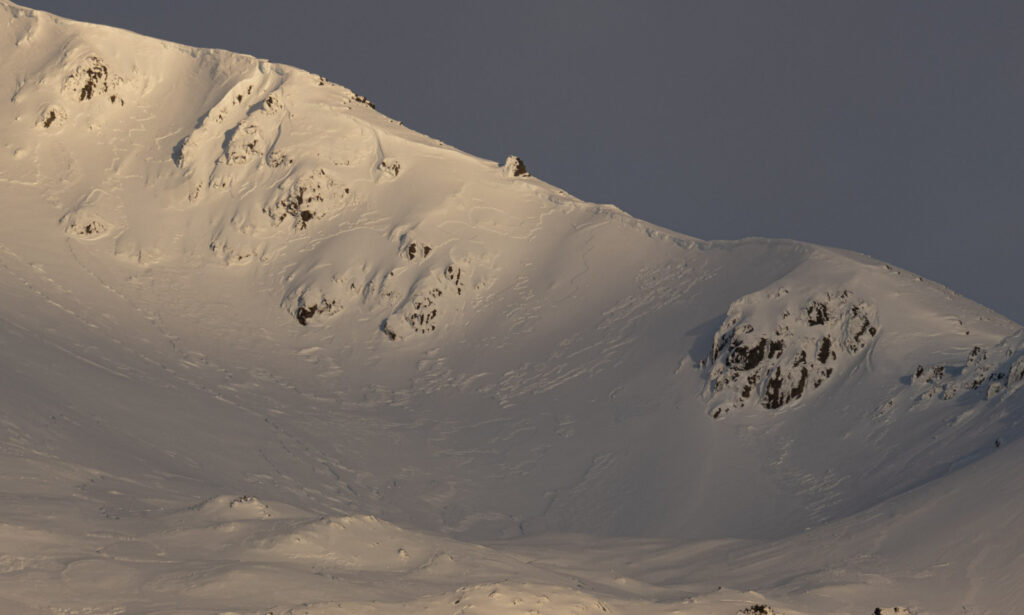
left=4, top=2, right=1024, bottom=613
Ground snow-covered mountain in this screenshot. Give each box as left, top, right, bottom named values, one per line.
left=2, top=2, right=1023, bottom=613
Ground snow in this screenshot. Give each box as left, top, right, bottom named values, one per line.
left=1, top=1, right=1024, bottom=613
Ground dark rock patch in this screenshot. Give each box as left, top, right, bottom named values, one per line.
left=353, top=94, right=375, bottom=109
left=703, top=290, right=877, bottom=418
left=378, top=158, right=400, bottom=178
left=444, top=265, right=463, bottom=295
left=66, top=57, right=123, bottom=105
left=37, top=106, right=67, bottom=129
left=294, top=296, right=338, bottom=326
left=266, top=169, right=347, bottom=229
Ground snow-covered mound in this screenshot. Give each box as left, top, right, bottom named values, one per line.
left=2, top=1, right=1024, bottom=613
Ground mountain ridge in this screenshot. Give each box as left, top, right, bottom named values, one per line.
left=2, top=2, right=1024, bottom=613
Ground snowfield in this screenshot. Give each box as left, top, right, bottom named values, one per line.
left=1, top=2, right=1023, bottom=613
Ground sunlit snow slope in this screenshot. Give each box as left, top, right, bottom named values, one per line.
left=2, top=2, right=1024, bottom=614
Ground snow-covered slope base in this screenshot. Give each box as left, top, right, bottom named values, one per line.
left=2, top=2, right=1024, bottom=613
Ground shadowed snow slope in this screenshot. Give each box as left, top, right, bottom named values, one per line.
left=2, top=2, right=1023, bottom=613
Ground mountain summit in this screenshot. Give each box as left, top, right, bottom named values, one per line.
left=2, top=2, right=1023, bottom=613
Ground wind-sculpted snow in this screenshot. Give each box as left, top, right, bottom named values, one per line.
left=703, top=287, right=877, bottom=417
left=6, top=5, right=487, bottom=339
left=4, top=1, right=1024, bottom=613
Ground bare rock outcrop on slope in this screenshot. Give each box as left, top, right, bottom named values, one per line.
left=382, top=262, right=470, bottom=340
left=63, top=55, right=125, bottom=105
left=905, top=329, right=1024, bottom=404
left=703, top=288, right=877, bottom=418
left=503, top=154, right=529, bottom=178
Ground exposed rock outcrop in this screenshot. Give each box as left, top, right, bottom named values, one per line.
left=908, top=330, right=1024, bottom=403
left=503, top=155, right=529, bottom=178
left=702, top=288, right=878, bottom=418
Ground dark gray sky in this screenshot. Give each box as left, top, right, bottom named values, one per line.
left=25, top=1, right=1024, bottom=324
